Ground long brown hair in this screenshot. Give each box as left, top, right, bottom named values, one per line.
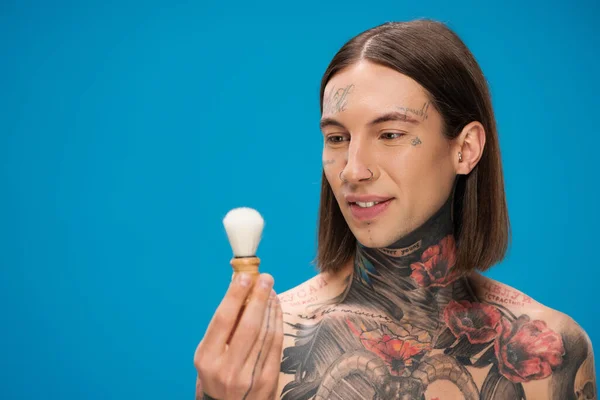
left=315, top=19, right=510, bottom=274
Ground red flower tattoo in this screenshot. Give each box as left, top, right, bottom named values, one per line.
left=346, top=319, right=431, bottom=376
left=410, top=235, right=459, bottom=288
left=443, top=300, right=502, bottom=344
left=494, top=315, right=565, bottom=383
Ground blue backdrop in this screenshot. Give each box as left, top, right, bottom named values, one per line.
left=1, top=0, right=598, bottom=398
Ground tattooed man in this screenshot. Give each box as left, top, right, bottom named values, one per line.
left=194, top=20, right=596, bottom=400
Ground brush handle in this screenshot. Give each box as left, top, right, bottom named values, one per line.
left=230, top=256, right=261, bottom=280
left=229, top=256, right=261, bottom=321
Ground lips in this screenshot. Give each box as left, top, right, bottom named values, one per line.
left=345, top=194, right=392, bottom=203
left=347, top=197, right=393, bottom=221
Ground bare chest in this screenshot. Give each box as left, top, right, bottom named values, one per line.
left=276, top=302, right=559, bottom=400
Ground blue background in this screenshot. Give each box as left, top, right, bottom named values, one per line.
left=1, top=0, right=598, bottom=398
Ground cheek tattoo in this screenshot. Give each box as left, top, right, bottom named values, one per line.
left=322, top=159, right=336, bottom=167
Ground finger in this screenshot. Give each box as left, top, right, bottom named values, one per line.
left=257, top=292, right=279, bottom=372
left=201, top=272, right=254, bottom=352
left=261, top=297, right=284, bottom=378
left=242, top=291, right=277, bottom=375
left=250, top=299, right=284, bottom=400
left=226, top=273, right=274, bottom=364
left=195, top=376, right=204, bottom=397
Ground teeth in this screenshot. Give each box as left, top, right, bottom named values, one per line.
left=356, top=201, right=380, bottom=208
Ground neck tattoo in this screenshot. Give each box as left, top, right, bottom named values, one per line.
left=281, top=194, right=568, bottom=400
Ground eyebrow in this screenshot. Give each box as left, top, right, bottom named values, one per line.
left=320, top=111, right=421, bottom=130
left=370, top=111, right=421, bottom=126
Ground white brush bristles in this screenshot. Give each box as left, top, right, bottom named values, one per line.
left=223, top=207, right=265, bottom=257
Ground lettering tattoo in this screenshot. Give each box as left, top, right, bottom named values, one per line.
left=482, top=281, right=532, bottom=308
left=294, top=307, right=396, bottom=323
left=280, top=276, right=328, bottom=306
left=279, top=276, right=331, bottom=311
left=397, top=101, right=431, bottom=121
left=323, top=84, right=355, bottom=115
left=279, top=196, right=583, bottom=400
left=322, top=159, right=335, bottom=167
left=380, top=239, right=422, bottom=257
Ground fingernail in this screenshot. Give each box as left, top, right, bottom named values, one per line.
left=238, top=273, right=251, bottom=287
left=259, top=276, right=272, bottom=289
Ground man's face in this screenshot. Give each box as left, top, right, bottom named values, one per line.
left=321, top=61, right=458, bottom=248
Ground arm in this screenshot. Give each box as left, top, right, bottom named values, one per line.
left=550, top=320, right=597, bottom=400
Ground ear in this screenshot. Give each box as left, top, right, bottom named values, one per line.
left=453, top=121, right=486, bottom=175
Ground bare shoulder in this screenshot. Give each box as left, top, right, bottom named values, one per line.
left=469, top=272, right=584, bottom=330
left=469, top=272, right=596, bottom=399
left=277, top=273, right=330, bottom=312
left=277, top=263, right=352, bottom=316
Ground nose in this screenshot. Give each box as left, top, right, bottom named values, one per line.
left=340, top=137, right=377, bottom=183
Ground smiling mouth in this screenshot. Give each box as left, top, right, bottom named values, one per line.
left=353, top=201, right=381, bottom=208
left=347, top=198, right=394, bottom=221
left=348, top=198, right=393, bottom=207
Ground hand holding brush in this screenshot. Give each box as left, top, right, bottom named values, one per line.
left=194, top=208, right=283, bottom=400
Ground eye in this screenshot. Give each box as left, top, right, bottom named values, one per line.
left=325, top=134, right=349, bottom=145
left=380, top=132, right=406, bottom=140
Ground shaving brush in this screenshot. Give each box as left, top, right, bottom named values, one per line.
left=223, top=207, right=265, bottom=283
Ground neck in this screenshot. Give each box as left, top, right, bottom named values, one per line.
left=344, top=195, right=470, bottom=330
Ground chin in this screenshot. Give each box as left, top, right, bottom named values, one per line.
left=345, top=213, right=418, bottom=249
left=348, top=225, right=398, bottom=249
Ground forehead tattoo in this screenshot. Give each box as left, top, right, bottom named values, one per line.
left=323, top=84, right=355, bottom=115
left=321, top=87, right=426, bottom=147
